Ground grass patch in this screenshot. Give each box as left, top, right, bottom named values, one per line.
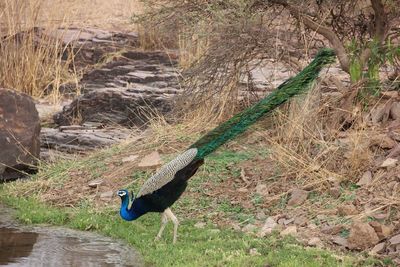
left=0, top=193, right=362, bottom=267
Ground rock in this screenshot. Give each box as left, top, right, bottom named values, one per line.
left=88, top=178, right=104, bottom=188
left=321, top=225, right=344, bottom=235
left=287, top=189, right=309, bottom=206
left=308, top=237, right=323, bottom=248
left=357, top=171, right=372, bottom=186
left=242, top=224, right=257, bottom=233
left=99, top=190, right=113, bottom=201
left=380, top=158, right=398, bottom=168
left=369, top=221, right=392, bottom=240
left=41, top=126, right=131, bottom=154
left=369, top=242, right=386, bottom=255
left=348, top=222, right=379, bottom=250
left=137, top=151, right=162, bottom=169
left=121, top=155, right=139, bottom=163
left=332, top=236, right=349, bottom=248
left=0, top=88, right=40, bottom=181
left=371, top=102, right=391, bottom=123
left=337, top=204, right=358, bottom=216
left=194, top=222, right=206, bottom=229
left=249, top=248, right=261, bottom=256
left=389, top=234, right=400, bottom=245
left=280, top=226, right=297, bottom=236
left=258, top=217, right=278, bottom=237
left=237, top=187, right=249, bottom=193
left=390, top=102, right=400, bottom=120
left=294, top=216, right=308, bottom=226
left=283, top=218, right=295, bottom=225
left=369, top=134, right=396, bottom=149
left=54, top=50, right=180, bottom=127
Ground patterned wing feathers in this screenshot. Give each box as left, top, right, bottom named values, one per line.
left=136, top=148, right=198, bottom=198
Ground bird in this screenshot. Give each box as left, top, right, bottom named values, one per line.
left=117, top=48, right=336, bottom=243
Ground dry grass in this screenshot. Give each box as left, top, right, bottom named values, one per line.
left=0, top=0, right=142, bottom=100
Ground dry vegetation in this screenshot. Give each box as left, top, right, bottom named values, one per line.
left=0, top=0, right=141, bottom=100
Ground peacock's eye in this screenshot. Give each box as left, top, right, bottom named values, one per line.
left=117, top=191, right=126, bottom=196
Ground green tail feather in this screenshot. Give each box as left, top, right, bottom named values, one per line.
left=190, top=48, right=336, bottom=160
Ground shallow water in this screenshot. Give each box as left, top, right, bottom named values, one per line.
left=0, top=208, right=142, bottom=267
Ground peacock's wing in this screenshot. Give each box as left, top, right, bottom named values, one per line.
left=136, top=148, right=198, bottom=198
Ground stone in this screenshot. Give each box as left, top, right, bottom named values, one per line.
left=348, top=222, right=379, bottom=250
left=287, top=189, right=309, bottom=206
left=137, top=151, right=162, bottom=169
left=357, top=171, right=372, bottom=186
left=369, top=221, right=392, bottom=240
left=369, top=134, right=396, bottom=149
left=294, top=216, right=308, bottom=226
left=332, top=236, right=348, bottom=248
left=321, top=225, right=344, bottom=235
left=122, top=155, right=139, bottom=163
left=389, top=234, right=400, bottom=245
left=99, top=191, right=113, bottom=201
left=369, top=242, right=386, bottom=255
left=0, top=88, right=40, bottom=181
left=249, top=248, right=261, bottom=256
left=390, top=102, right=400, bottom=120
left=380, top=158, right=398, bottom=168
left=88, top=178, right=104, bottom=188
left=337, top=204, right=358, bottom=216
left=41, top=126, right=131, bottom=154
left=237, top=187, right=249, bottom=193
left=258, top=217, right=278, bottom=237
left=280, top=226, right=297, bottom=236
left=194, top=222, right=206, bottom=229
left=54, top=50, right=180, bottom=127
left=308, top=237, right=323, bottom=248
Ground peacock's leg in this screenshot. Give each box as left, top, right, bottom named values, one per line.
left=155, top=211, right=169, bottom=241
left=165, top=208, right=179, bottom=244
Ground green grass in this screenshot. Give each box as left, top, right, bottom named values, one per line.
left=0, top=194, right=362, bottom=267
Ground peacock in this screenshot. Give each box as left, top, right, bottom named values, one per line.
left=117, top=48, right=336, bottom=243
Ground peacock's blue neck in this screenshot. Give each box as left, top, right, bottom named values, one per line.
left=119, top=196, right=147, bottom=221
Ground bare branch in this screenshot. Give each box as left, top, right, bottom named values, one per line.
left=268, top=0, right=350, bottom=72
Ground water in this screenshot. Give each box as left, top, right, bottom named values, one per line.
left=0, top=207, right=142, bottom=267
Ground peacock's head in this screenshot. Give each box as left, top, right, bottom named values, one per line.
left=117, top=189, right=134, bottom=202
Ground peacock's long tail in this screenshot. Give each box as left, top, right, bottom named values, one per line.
left=190, top=48, right=336, bottom=160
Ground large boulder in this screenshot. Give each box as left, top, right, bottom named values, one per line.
left=0, top=88, right=40, bottom=181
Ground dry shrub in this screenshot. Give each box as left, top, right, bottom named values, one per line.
left=0, top=0, right=73, bottom=99
left=266, top=82, right=374, bottom=191
left=0, top=0, right=142, bottom=100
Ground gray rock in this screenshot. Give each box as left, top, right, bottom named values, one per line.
left=0, top=88, right=40, bottom=181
